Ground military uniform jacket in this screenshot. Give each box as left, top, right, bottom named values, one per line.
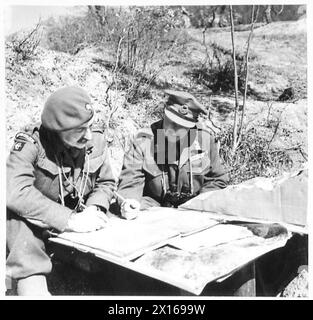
left=117, top=120, right=229, bottom=208
left=7, top=125, right=116, bottom=232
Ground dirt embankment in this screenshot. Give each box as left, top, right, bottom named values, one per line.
left=6, top=45, right=163, bottom=177
left=6, top=19, right=307, bottom=171
left=7, top=21, right=307, bottom=176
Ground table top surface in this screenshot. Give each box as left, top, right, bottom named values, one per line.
left=49, top=207, right=291, bottom=295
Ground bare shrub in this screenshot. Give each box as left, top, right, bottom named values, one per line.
left=218, top=126, right=294, bottom=184
left=45, top=6, right=185, bottom=102
left=191, top=43, right=245, bottom=92
left=104, top=6, right=185, bottom=103
left=9, top=21, right=43, bottom=61
left=45, top=16, right=95, bottom=54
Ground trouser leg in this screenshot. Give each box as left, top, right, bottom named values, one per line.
left=6, top=211, right=52, bottom=295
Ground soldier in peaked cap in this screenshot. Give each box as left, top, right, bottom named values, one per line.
left=6, top=86, right=116, bottom=296
left=116, top=90, right=229, bottom=219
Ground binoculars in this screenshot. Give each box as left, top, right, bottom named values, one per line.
left=162, top=184, right=194, bottom=208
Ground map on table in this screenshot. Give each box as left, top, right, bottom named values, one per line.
left=168, top=224, right=255, bottom=252
left=134, top=230, right=291, bottom=295
left=57, top=207, right=219, bottom=260
left=52, top=207, right=292, bottom=294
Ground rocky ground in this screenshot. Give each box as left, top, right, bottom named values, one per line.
left=5, top=18, right=308, bottom=296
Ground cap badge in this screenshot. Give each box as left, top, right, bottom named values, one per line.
left=179, top=105, right=189, bottom=115
left=13, top=142, right=25, bottom=151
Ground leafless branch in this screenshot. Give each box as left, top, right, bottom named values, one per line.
left=204, top=96, right=222, bottom=134
left=267, top=110, right=283, bottom=149
left=299, top=148, right=308, bottom=161
left=282, top=143, right=303, bottom=151
left=229, top=5, right=240, bottom=153
left=266, top=101, right=274, bottom=126
left=12, top=19, right=42, bottom=60
left=236, top=5, right=256, bottom=146
left=105, top=34, right=126, bottom=130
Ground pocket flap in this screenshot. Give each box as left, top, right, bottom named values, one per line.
left=143, top=158, right=163, bottom=177
left=37, top=157, right=69, bottom=176
left=84, top=154, right=105, bottom=173
left=186, top=154, right=211, bottom=175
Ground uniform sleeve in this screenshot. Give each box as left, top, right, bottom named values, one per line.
left=200, top=135, right=230, bottom=193
left=116, top=138, right=146, bottom=206
left=85, top=146, right=116, bottom=211
left=6, top=140, right=72, bottom=232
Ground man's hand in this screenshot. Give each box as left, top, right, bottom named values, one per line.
left=120, top=199, right=140, bottom=220
left=65, top=206, right=109, bottom=232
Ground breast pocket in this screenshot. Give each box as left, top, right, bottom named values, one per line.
left=35, top=157, right=66, bottom=200
left=83, top=154, right=105, bottom=192
left=143, top=158, right=163, bottom=178
left=187, top=153, right=211, bottom=175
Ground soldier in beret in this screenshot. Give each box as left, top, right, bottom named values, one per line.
left=6, top=86, right=116, bottom=295
left=117, top=90, right=229, bottom=219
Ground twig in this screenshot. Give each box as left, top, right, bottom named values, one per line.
left=16, top=20, right=42, bottom=49
left=279, top=144, right=302, bottom=151
left=237, top=5, right=256, bottom=147
left=299, top=148, right=308, bottom=161
left=267, top=119, right=281, bottom=149
left=206, top=96, right=222, bottom=132
left=266, top=101, right=274, bottom=126
left=105, top=34, right=126, bottom=130
left=229, top=5, right=240, bottom=152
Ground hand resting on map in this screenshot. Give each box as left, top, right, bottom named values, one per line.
left=120, top=199, right=140, bottom=220
left=65, top=205, right=109, bottom=232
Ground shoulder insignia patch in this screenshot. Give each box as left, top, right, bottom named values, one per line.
left=15, top=132, right=36, bottom=144
left=13, top=141, right=25, bottom=151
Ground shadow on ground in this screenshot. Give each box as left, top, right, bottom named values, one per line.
left=211, top=99, right=234, bottom=121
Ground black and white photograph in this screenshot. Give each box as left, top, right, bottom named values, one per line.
left=3, top=1, right=309, bottom=299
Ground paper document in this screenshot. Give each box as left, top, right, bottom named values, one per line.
left=180, top=168, right=308, bottom=232
left=135, top=230, right=291, bottom=295
left=57, top=207, right=219, bottom=260
left=168, top=224, right=254, bottom=252
left=136, top=207, right=219, bottom=236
